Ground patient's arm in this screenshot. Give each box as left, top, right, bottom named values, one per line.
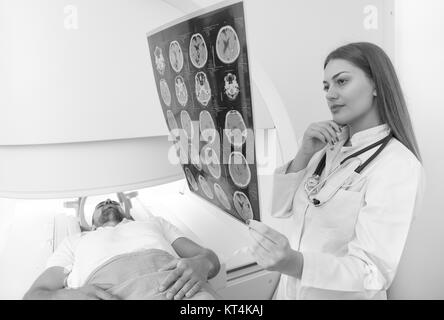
left=23, top=266, right=118, bottom=300
left=172, top=237, right=220, bottom=278
left=158, top=237, right=220, bottom=300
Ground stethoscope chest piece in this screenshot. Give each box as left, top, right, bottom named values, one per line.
left=306, top=175, right=321, bottom=193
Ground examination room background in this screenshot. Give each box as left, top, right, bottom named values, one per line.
left=0, top=0, right=443, bottom=299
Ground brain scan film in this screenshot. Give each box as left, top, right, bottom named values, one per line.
left=202, top=146, right=221, bottom=179
left=169, top=40, right=184, bottom=73
left=224, top=73, right=240, bottom=100
left=148, top=1, right=259, bottom=223
left=216, top=25, right=240, bottom=64
left=228, top=151, right=251, bottom=188
left=233, top=191, right=253, bottom=221
left=166, top=110, right=179, bottom=138
left=175, top=75, right=188, bottom=107
left=199, top=110, right=217, bottom=143
left=225, top=110, right=247, bottom=146
left=185, top=167, right=199, bottom=191
left=154, top=46, right=166, bottom=75
left=189, top=33, right=208, bottom=68
left=195, top=71, right=211, bottom=106
left=214, top=183, right=231, bottom=210
left=180, top=110, right=194, bottom=139
left=198, top=175, right=214, bottom=199
left=159, top=79, right=171, bottom=106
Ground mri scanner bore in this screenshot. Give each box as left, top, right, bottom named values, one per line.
left=148, top=1, right=260, bottom=223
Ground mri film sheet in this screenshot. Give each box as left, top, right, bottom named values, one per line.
left=147, top=1, right=260, bottom=223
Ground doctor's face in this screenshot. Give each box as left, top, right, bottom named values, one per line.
left=323, top=59, right=377, bottom=125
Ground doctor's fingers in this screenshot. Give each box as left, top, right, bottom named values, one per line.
left=248, top=220, right=285, bottom=245
left=165, top=270, right=193, bottom=300
left=314, top=124, right=338, bottom=144
left=249, top=228, right=275, bottom=252
left=327, top=121, right=342, bottom=133
left=248, top=246, right=273, bottom=270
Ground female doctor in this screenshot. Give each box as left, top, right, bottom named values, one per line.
left=247, top=42, right=424, bottom=299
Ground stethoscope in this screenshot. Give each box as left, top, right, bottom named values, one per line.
left=304, top=132, right=393, bottom=207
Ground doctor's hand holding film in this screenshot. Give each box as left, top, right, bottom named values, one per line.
left=247, top=220, right=304, bottom=279
left=157, top=256, right=213, bottom=300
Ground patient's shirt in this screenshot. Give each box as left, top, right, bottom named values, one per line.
left=46, top=216, right=186, bottom=288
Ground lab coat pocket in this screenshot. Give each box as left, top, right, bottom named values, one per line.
left=312, top=188, right=364, bottom=237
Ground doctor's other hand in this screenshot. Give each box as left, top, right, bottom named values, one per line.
left=247, top=220, right=304, bottom=279
left=300, top=121, right=342, bottom=156
left=158, top=257, right=211, bottom=300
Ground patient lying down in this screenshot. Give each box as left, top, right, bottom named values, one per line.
left=24, top=199, right=221, bottom=300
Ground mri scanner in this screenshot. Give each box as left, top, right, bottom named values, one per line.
left=0, top=0, right=394, bottom=299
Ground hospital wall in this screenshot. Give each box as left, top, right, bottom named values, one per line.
left=388, top=0, right=444, bottom=299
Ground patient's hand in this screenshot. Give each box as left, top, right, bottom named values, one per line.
left=158, top=256, right=212, bottom=300
left=58, top=284, right=119, bottom=300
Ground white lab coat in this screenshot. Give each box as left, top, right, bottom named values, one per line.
left=271, top=124, right=425, bottom=300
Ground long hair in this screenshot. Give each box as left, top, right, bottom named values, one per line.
left=324, top=42, right=421, bottom=162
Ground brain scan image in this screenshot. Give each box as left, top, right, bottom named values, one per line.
left=195, top=71, right=212, bottom=106
left=173, top=138, right=188, bottom=165
left=199, top=110, right=217, bottom=143
left=202, top=146, right=221, bottom=179
left=189, top=33, right=208, bottom=68
left=225, top=110, right=247, bottom=146
left=175, top=76, right=188, bottom=107
left=159, top=79, right=171, bottom=106
left=169, top=41, right=184, bottom=73
left=233, top=191, right=253, bottom=221
left=166, top=110, right=179, bottom=138
left=228, top=151, right=251, bottom=188
left=154, top=46, right=166, bottom=75
left=216, top=25, right=240, bottom=64
left=180, top=110, right=194, bottom=139
left=224, top=73, right=240, bottom=100
left=198, top=175, right=214, bottom=199
left=185, top=167, right=198, bottom=191
left=214, top=183, right=231, bottom=210
left=191, top=151, right=202, bottom=171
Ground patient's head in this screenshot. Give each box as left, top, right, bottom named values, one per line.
left=92, top=199, right=125, bottom=229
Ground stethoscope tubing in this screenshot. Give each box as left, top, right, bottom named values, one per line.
left=305, top=133, right=394, bottom=206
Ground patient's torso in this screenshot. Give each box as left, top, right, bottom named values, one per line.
left=67, top=219, right=179, bottom=288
